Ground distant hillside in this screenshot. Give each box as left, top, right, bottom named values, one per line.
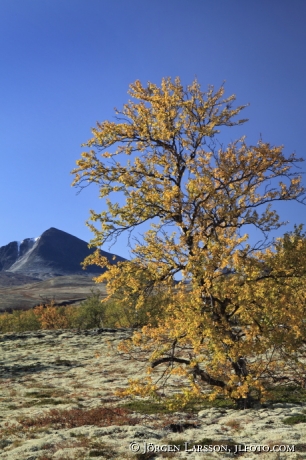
left=0, top=275, right=107, bottom=312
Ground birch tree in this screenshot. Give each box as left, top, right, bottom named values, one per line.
left=72, top=78, right=306, bottom=407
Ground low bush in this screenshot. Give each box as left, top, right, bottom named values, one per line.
left=33, top=302, right=70, bottom=329
left=0, top=286, right=170, bottom=332
left=0, top=309, right=40, bottom=333
left=18, top=406, right=140, bottom=429
left=71, top=290, right=106, bottom=330
left=265, top=384, right=306, bottom=405
left=282, top=414, right=306, bottom=425
left=103, top=289, right=170, bottom=328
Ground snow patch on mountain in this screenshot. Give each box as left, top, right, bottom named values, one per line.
left=15, top=237, right=40, bottom=257
left=9, top=237, right=41, bottom=271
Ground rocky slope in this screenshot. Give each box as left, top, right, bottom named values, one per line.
left=0, top=328, right=305, bottom=459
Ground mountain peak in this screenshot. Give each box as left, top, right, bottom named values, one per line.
left=0, top=228, right=125, bottom=280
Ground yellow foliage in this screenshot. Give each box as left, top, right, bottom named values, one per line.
left=33, top=302, right=69, bottom=330
left=72, top=77, right=306, bottom=407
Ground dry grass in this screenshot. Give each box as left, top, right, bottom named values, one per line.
left=223, top=419, right=241, bottom=431
left=17, top=406, right=140, bottom=430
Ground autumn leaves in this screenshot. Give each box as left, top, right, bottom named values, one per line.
left=72, top=78, right=306, bottom=406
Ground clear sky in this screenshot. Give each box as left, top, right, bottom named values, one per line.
left=1, top=0, right=305, bottom=260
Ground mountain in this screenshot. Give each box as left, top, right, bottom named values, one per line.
left=0, top=228, right=126, bottom=312
left=0, top=227, right=126, bottom=280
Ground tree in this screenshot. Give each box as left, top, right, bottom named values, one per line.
left=72, top=77, right=306, bottom=407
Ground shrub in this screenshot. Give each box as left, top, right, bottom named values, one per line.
left=103, top=289, right=171, bottom=328
left=283, top=414, right=306, bottom=425
left=0, top=286, right=170, bottom=333
left=71, top=290, right=106, bottom=330
left=0, top=309, right=40, bottom=333
left=33, top=302, right=69, bottom=330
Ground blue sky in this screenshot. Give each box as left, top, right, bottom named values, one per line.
left=1, top=0, right=305, bottom=260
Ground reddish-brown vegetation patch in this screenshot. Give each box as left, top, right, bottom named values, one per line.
left=18, top=406, right=140, bottom=429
